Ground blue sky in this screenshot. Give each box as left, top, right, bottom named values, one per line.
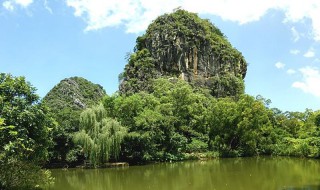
left=1, top=0, right=320, bottom=112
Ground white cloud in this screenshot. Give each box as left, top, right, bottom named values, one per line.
left=292, top=67, right=320, bottom=97
left=2, top=0, right=33, bottom=10
left=66, top=0, right=184, bottom=32
left=3, top=1, right=14, bottom=11
left=15, top=0, right=33, bottom=7
left=290, top=49, right=300, bottom=55
left=66, top=0, right=277, bottom=33
left=4, top=0, right=320, bottom=41
left=287, top=69, right=296, bottom=75
left=65, top=0, right=320, bottom=41
left=44, top=0, right=53, bottom=14
left=303, top=48, right=315, bottom=58
left=275, top=61, right=285, bottom=69
left=282, top=0, right=320, bottom=41
left=291, top=27, right=300, bottom=42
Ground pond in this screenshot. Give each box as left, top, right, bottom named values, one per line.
left=49, top=157, right=320, bottom=190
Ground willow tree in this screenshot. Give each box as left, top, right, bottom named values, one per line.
left=73, top=104, right=126, bottom=167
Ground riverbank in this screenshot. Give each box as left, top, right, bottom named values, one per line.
left=45, top=152, right=220, bottom=169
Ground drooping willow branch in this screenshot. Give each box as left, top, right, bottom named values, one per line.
left=73, top=104, right=127, bottom=167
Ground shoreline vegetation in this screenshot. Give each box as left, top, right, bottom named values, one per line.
left=1, top=9, right=319, bottom=190
left=45, top=78, right=320, bottom=168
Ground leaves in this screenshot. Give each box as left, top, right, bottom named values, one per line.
left=0, top=73, right=54, bottom=162
left=107, top=78, right=212, bottom=162
left=73, top=104, right=127, bottom=167
left=0, top=73, right=55, bottom=189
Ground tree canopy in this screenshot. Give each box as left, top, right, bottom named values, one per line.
left=0, top=73, right=54, bottom=189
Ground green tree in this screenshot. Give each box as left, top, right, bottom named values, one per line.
left=207, top=95, right=272, bottom=156
left=73, top=104, right=127, bottom=167
left=207, top=74, right=245, bottom=98
left=277, top=110, right=320, bottom=157
left=119, top=49, right=157, bottom=95
left=207, top=97, right=239, bottom=156
left=151, top=78, right=210, bottom=154
left=0, top=73, right=54, bottom=189
left=310, top=111, right=320, bottom=138
left=111, top=78, right=210, bottom=162
left=237, top=95, right=272, bottom=155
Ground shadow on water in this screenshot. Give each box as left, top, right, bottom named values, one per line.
left=49, top=157, right=320, bottom=190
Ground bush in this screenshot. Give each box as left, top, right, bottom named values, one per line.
left=186, top=138, right=208, bottom=153
left=0, top=157, right=54, bottom=190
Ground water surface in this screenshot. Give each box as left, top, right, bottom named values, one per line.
left=49, top=157, right=320, bottom=190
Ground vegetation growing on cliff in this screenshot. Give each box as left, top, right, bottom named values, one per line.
left=120, top=10, right=246, bottom=97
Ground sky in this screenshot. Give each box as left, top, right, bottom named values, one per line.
left=0, top=0, right=320, bottom=112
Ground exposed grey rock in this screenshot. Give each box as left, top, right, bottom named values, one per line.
left=120, top=10, right=247, bottom=97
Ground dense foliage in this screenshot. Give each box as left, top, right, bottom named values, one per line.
left=120, top=10, right=246, bottom=97
left=105, top=78, right=320, bottom=162
left=0, top=73, right=54, bottom=189
left=2, top=72, right=319, bottom=176
left=114, top=78, right=211, bottom=162
left=43, top=77, right=106, bottom=164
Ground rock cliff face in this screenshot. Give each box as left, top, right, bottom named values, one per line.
left=120, top=10, right=247, bottom=97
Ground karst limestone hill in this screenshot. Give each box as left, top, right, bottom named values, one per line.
left=120, top=9, right=247, bottom=97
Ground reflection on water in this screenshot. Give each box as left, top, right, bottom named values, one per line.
left=283, top=185, right=320, bottom=190
left=49, top=157, right=320, bottom=190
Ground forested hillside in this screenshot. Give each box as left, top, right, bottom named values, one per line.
left=43, top=77, right=106, bottom=164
